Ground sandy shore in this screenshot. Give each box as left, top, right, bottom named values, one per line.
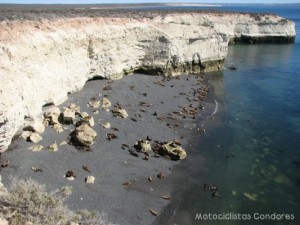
left=1, top=73, right=216, bottom=225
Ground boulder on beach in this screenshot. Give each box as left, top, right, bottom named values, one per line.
left=101, top=97, right=112, bottom=109
left=73, top=124, right=97, bottom=146
left=135, top=139, right=152, bottom=152
left=101, top=122, right=111, bottom=129
left=80, top=112, right=89, bottom=118
left=69, top=103, right=81, bottom=114
left=53, top=123, right=64, bottom=133
left=23, top=119, right=45, bottom=134
left=160, top=141, right=187, bottom=160
left=83, top=116, right=95, bottom=127
left=88, top=100, right=101, bottom=109
left=62, top=108, right=75, bottom=124
left=48, top=141, right=58, bottom=152
left=20, top=131, right=32, bottom=140
left=28, top=133, right=43, bottom=143
left=85, top=175, right=95, bottom=184
left=112, top=107, right=128, bottom=118
left=28, top=144, right=44, bottom=152
left=80, top=112, right=95, bottom=127
left=44, top=106, right=61, bottom=125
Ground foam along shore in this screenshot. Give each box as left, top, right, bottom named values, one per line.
left=0, top=8, right=296, bottom=152
left=1, top=73, right=216, bottom=224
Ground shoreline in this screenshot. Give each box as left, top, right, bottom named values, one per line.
left=1, top=73, right=216, bottom=224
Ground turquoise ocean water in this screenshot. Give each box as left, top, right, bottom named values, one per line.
left=152, top=4, right=300, bottom=225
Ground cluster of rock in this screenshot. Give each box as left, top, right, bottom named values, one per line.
left=21, top=119, right=45, bottom=144
left=20, top=103, right=98, bottom=150
left=20, top=93, right=132, bottom=153
left=64, top=169, right=95, bottom=184
left=124, top=137, right=187, bottom=161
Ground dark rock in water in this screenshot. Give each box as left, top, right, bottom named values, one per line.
left=229, top=65, right=237, bottom=70
left=292, top=160, right=300, bottom=167
left=212, top=191, right=220, bottom=197
left=161, top=195, right=171, bottom=200
left=209, top=186, right=219, bottom=191
left=225, top=153, right=236, bottom=158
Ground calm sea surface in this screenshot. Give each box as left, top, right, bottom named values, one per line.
left=153, top=4, right=300, bottom=225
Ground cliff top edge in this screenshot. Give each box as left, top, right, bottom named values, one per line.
left=0, top=4, right=287, bottom=22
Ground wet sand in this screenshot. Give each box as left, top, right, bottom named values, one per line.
left=1, top=73, right=216, bottom=225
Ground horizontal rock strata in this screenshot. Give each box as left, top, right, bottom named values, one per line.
left=0, top=9, right=296, bottom=152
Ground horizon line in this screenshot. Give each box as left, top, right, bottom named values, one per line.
left=1, top=2, right=300, bottom=4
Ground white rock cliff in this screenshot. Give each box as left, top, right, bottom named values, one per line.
left=0, top=11, right=296, bottom=152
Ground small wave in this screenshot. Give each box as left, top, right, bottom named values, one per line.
left=199, top=99, right=219, bottom=127
left=211, top=100, right=219, bottom=116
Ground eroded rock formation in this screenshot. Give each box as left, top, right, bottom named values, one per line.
left=0, top=9, right=296, bottom=152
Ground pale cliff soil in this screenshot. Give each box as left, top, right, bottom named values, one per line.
left=1, top=73, right=216, bottom=225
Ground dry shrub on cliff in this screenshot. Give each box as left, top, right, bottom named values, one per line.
left=0, top=178, right=114, bottom=225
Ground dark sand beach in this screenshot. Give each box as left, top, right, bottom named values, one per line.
left=1, top=73, right=216, bottom=225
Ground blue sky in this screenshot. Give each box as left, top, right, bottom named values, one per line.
left=0, top=0, right=299, bottom=4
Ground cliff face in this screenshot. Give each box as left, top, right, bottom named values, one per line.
left=0, top=11, right=296, bottom=152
